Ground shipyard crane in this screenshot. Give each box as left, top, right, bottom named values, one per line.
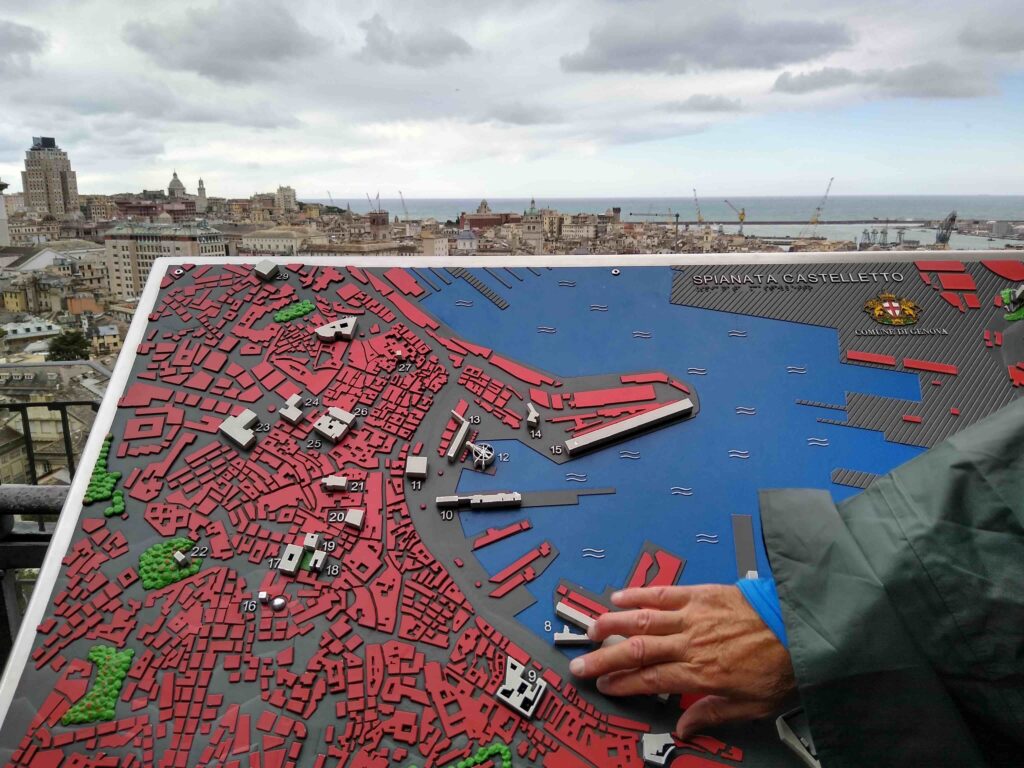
left=724, top=199, right=746, bottom=236
left=629, top=210, right=680, bottom=238
left=935, top=211, right=957, bottom=248
left=692, top=188, right=705, bottom=224
left=398, top=190, right=409, bottom=223
left=800, top=177, right=834, bottom=239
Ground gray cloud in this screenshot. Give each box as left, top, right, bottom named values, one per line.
left=122, top=1, right=326, bottom=83
left=479, top=102, right=562, bottom=125
left=561, top=14, right=851, bottom=74
left=773, top=66, right=860, bottom=93
left=774, top=62, right=986, bottom=98
left=663, top=94, right=744, bottom=112
left=958, top=22, right=1024, bottom=53
left=871, top=62, right=984, bottom=98
left=13, top=76, right=299, bottom=129
left=357, top=13, right=472, bottom=68
left=0, top=19, right=47, bottom=74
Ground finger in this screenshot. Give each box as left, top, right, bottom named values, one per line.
left=569, top=633, right=683, bottom=679
left=675, top=695, right=778, bottom=739
left=595, top=663, right=705, bottom=697
left=588, top=608, right=685, bottom=642
left=611, top=586, right=695, bottom=610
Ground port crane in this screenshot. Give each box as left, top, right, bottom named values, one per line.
left=800, top=177, right=834, bottom=239
left=692, top=188, right=705, bottom=224
left=723, top=199, right=746, bottom=236
left=398, top=190, right=409, bottom=223
left=935, top=211, right=957, bottom=248
left=628, top=210, right=680, bottom=238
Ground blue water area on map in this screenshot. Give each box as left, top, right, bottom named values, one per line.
left=419, top=266, right=925, bottom=649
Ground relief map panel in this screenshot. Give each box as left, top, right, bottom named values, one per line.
left=1, top=257, right=1022, bottom=768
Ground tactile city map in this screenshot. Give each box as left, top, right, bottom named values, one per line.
left=1, top=254, right=1022, bottom=768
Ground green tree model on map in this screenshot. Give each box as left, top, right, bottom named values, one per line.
left=82, top=435, right=125, bottom=517
left=61, top=646, right=134, bottom=725
left=274, top=299, right=316, bottom=322
left=408, top=742, right=512, bottom=768
left=139, top=538, right=203, bottom=589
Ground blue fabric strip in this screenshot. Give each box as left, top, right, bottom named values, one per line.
left=737, top=576, right=789, bottom=647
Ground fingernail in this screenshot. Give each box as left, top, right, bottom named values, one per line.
left=595, top=675, right=609, bottom=693
left=569, top=657, right=585, bottom=676
left=610, top=590, right=624, bottom=603
left=586, top=624, right=596, bottom=640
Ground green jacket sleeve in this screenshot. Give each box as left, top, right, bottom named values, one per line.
left=759, top=398, right=1024, bottom=768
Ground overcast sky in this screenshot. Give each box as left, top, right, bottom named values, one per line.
left=1, top=0, right=1022, bottom=199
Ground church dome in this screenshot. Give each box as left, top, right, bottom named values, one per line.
left=168, top=171, right=186, bottom=197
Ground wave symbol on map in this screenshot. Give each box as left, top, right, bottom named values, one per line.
left=687, top=367, right=708, bottom=375
left=695, top=533, right=720, bottom=544
left=632, top=331, right=653, bottom=339
left=728, top=450, right=751, bottom=459
left=787, top=366, right=808, bottom=374
left=581, top=548, right=606, bottom=559
left=455, top=299, right=474, bottom=307
left=670, top=487, right=694, bottom=496
left=589, top=304, right=609, bottom=312
left=558, top=280, right=577, bottom=287
left=734, top=406, right=757, bottom=415
left=806, top=437, right=830, bottom=447
left=728, top=330, right=748, bottom=338
left=565, top=472, right=588, bottom=483
left=618, top=450, right=641, bottom=460
left=536, top=326, right=557, bottom=334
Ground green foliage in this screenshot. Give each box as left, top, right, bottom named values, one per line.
left=47, top=329, right=91, bottom=361
left=139, top=538, right=202, bottom=590
left=105, top=490, right=126, bottom=518
left=274, top=299, right=315, bottom=322
left=408, top=742, right=512, bottom=768
left=61, top=645, right=134, bottom=725
left=83, top=436, right=124, bottom=518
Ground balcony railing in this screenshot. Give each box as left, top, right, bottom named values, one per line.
left=0, top=398, right=99, bottom=672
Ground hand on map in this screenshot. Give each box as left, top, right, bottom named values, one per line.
left=568, top=585, right=795, bottom=738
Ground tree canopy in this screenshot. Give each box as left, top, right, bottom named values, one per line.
left=48, top=330, right=91, bottom=361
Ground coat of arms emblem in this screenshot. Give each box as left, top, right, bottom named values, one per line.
left=864, top=293, right=920, bottom=326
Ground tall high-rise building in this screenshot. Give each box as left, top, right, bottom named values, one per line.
left=196, top=179, right=208, bottom=213
left=275, top=186, right=297, bottom=214
left=21, top=137, right=79, bottom=217
left=0, top=179, right=10, bottom=247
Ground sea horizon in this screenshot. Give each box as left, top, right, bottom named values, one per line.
left=302, top=194, right=1024, bottom=224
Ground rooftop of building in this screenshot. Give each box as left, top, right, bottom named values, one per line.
left=103, top=221, right=222, bottom=238
left=245, top=226, right=317, bottom=239
left=39, top=239, right=103, bottom=253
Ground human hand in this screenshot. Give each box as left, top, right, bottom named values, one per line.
left=567, top=584, right=796, bottom=738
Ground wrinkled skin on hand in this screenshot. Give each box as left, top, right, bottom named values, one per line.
left=568, top=585, right=796, bottom=738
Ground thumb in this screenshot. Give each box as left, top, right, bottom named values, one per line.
left=675, top=696, right=774, bottom=740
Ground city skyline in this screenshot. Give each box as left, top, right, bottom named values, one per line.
left=1, top=0, right=1023, bottom=197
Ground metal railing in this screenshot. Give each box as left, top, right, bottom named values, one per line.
left=0, top=400, right=100, bottom=487
left=0, top=485, right=68, bottom=670
left=0, top=398, right=98, bottom=672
